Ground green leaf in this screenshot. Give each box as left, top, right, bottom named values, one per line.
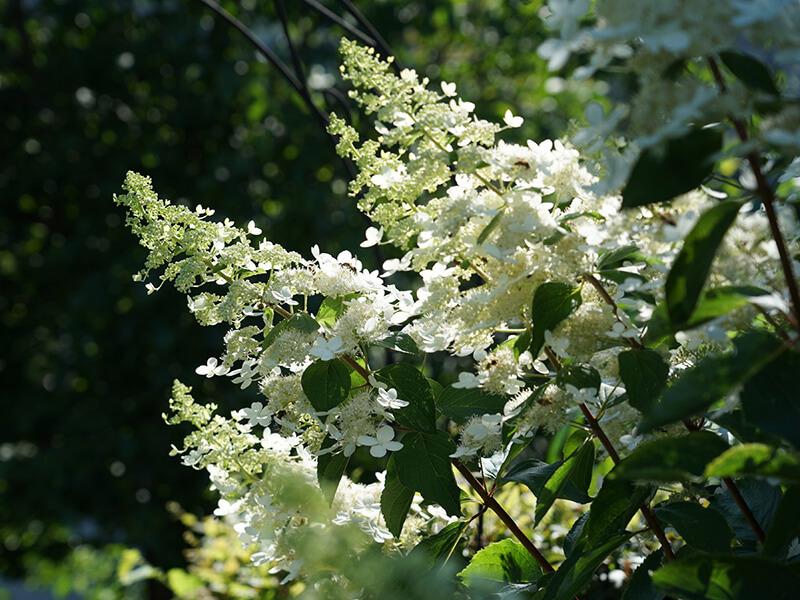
left=478, top=210, right=505, bottom=244
left=709, top=479, right=781, bottom=544
left=381, top=456, right=415, bottom=538
left=654, top=501, right=732, bottom=553
left=639, top=332, right=784, bottom=433
left=597, top=245, right=643, bottom=271
left=665, top=200, right=742, bottom=327
left=720, top=50, right=780, bottom=96
left=651, top=555, right=800, bottom=600
left=611, top=431, right=729, bottom=483
left=642, top=286, right=767, bottom=347
left=394, top=431, right=461, bottom=516
left=563, top=513, right=589, bottom=558
left=622, top=128, right=723, bottom=208
left=301, top=359, right=351, bottom=412
left=741, top=348, right=800, bottom=448
left=704, top=444, right=800, bottom=483
left=502, top=459, right=592, bottom=504
left=535, top=441, right=595, bottom=524
left=316, top=295, right=353, bottom=328
left=555, top=364, right=601, bottom=393
left=317, top=436, right=349, bottom=504
left=585, top=479, right=653, bottom=545
left=687, top=285, right=768, bottom=328
left=622, top=550, right=664, bottom=600
left=409, top=521, right=467, bottom=570
left=458, top=539, right=543, bottom=588
left=437, top=386, right=507, bottom=423
left=710, top=410, right=779, bottom=445
left=542, top=532, right=634, bottom=600
left=764, top=486, right=800, bottom=559
left=618, top=349, right=669, bottom=412
left=375, top=363, right=437, bottom=433
left=530, top=282, right=582, bottom=356
left=375, top=332, right=419, bottom=355
left=263, top=312, right=319, bottom=349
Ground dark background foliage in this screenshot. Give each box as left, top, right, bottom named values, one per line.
left=0, top=0, right=592, bottom=584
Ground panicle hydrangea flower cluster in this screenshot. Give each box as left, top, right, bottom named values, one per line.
left=116, top=36, right=799, bottom=581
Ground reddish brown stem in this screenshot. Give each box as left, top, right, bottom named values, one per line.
left=707, top=57, right=800, bottom=329
left=723, top=477, right=766, bottom=542
left=453, top=459, right=556, bottom=574
left=577, top=403, right=676, bottom=561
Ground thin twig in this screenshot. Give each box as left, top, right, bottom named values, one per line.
left=544, top=346, right=676, bottom=560
left=452, top=459, right=555, bottom=573
left=301, top=0, right=378, bottom=47
left=707, top=56, right=800, bottom=328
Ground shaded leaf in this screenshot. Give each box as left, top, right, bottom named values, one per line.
left=654, top=501, right=732, bottom=553
left=317, top=436, right=349, bottom=504
left=394, top=431, right=461, bottom=516
left=622, top=128, right=723, bottom=208
left=375, top=363, right=437, bottom=433
left=437, top=386, right=507, bottom=423
left=622, top=550, right=664, bottom=600
left=301, top=359, right=351, bottom=412
left=585, top=479, right=653, bottom=545
left=381, top=456, right=415, bottom=538
left=764, top=486, right=800, bottom=559
left=542, top=532, right=634, bottom=600
left=665, top=200, right=742, bottom=327
left=409, top=521, right=467, bottom=570
left=535, top=442, right=595, bottom=524
left=720, top=50, right=780, bottom=96
left=741, top=348, right=800, bottom=448
left=503, top=459, right=592, bottom=505
left=652, top=554, right=800, bottom=600
left=375, top=332, right=419, bottom=355
left=530, top=282, right=582, bottom=356
left=710, top=479, right=781, bottom=544
left=639, top=332, right=784, bottom=433
left=611, top=432, right=729, bottom=483
left=618, top=349, right=669, bottom=412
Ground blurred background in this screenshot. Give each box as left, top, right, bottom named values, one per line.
left=0, top=0, right=600, bottom=597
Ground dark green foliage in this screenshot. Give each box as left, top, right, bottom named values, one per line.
left=665, top=201, right=743, bottom=327
left=393, top=431, right=462, bottom=516
left=710, top=479, right=781, bottom=544
left=639, top=332, right=784, bottom=432
left=380, top=456, right=415, bottom=538
left=622, top=550, right=664, bottom=600
left=437, top=386, right=507, bottom=423
left=375, top=363, right=437, bottom=433
left=584, top=479, right=653, bottom=545
left=301, top=359, right=352, bottom=411
left=653, top=502, right=732, bottom=553
left=621, top=128, right=723, bottom=207
left=529, top=282, right=583, bottom=356
left=740, top=348, right=800, bottom=448
left=611, top=432, right=729, bottom=482
left=651, top=554, right=800, bottom=600
left=317, top=436, right=350, bottom=504
left=409, top=521, right=468, bottom=570
left=720, top=51, right=780, bottom=95
left=618, top=349, right=669, bottom=412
